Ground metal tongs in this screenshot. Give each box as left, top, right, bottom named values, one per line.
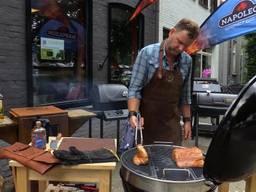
left=135, top=112, right=143, bottom=146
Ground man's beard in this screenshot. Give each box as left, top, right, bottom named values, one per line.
left=169, top=47, right=180, bottom=56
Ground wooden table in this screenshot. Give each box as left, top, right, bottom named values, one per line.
left=10, top=137, right=117, bottom=192
left=10, top=161, right=116, bottom=192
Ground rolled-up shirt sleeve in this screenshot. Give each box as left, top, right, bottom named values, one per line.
left=180, top=58, right=192, bottom=105
left=128, top=48, right=148, bottom=100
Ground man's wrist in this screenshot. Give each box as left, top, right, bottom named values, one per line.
left=128, top=111, right=138, bottom=118
left=183, top=117, right=191, bottom=122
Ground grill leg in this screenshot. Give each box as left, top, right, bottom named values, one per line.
left=117, top=120, right=120, bottom=151
left=195, top=113, right=199, bottom=147
left=100, top=118, right=104, bottom=138
left=89, top=118, right=92, bottom=138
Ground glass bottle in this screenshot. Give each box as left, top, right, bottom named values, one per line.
left=31, top=120, right=46, bottom=149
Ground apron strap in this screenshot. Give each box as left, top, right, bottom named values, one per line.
left=157, top=41, right=165, bottom=79
left=157, top=40, right=176, bottom=79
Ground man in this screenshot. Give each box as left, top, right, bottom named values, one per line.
left=128, top=18, right=200, bottom=145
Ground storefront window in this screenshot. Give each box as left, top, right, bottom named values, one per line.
left=30, top=0, right=90, bottom=105
left=109, top=3, right=144, bottom=87
left=193, top=49, right=212, bottom=78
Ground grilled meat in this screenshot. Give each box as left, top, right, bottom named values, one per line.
left=132, top=144, right=149, bottom=166
left=172, top=147, right=204, bottom=168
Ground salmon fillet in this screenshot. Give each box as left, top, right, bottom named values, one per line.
left=172, top=147, right=204, bottom=168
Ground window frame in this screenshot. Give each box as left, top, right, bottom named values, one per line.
left=199, top=0, right=209, bottom=9
left=210, top=0, right=218, bottom=12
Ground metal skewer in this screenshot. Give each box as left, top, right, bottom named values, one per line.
left=135, top=112, right=143, bottom=146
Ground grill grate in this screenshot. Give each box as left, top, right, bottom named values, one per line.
left=121, top=144, right=204, bottom=182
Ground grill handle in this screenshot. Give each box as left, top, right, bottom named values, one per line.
left=162, top=168, right=194, bottom=180
left=135, top=112, right=143, bottom=146
left=204, top=180, right=220, bottom=192
left=153, top=141, right=174, bottom=145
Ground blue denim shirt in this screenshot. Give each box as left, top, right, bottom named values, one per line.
left=128, top=43, right=192, bottom=105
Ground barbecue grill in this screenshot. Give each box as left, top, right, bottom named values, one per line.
left=193, top=92, right=237, bottom=146
left=90, top=84, right=128, bottom=148
left=120, top=75, right=256, bottom=192
left=192, top=79, right=237, bottom=145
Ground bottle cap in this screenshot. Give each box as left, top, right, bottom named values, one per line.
left=35, top=120, right=42, bottom=128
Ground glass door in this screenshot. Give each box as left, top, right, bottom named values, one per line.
left=108, top=3, right=144, bottom=87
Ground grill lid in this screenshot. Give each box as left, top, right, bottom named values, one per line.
left=193, top=83, right=221, bottom=93
left=204, top=76, right=256, bottom=183
left=91, top=84, right=128, bottom=110
left=196, top=92, right=237, bottom=107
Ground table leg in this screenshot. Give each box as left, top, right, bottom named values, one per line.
left=15, top=167, right=30, bottom=192
left=98, top=170, right=112, bottom=192
left=58, top=115, right=69, bottom=137
left=38, top=180, right=48, bottom=192
left=245, top=174, right=256, bottom=192
left=218, top=183, right=229, bottom=192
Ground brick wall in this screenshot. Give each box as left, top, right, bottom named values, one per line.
left=0, top=1, right=27, bottom=112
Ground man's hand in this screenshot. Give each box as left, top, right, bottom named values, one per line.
left=183, top=121, right=192, bottom=140
left=129, top=115, right=144, bottom=129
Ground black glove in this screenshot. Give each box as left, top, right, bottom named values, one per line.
left=53, top=146, right=119, bottom=165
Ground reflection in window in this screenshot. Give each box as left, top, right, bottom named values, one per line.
left=109, top=4, right=144, bottom=87
left=31, top=0, right=88, bottom=105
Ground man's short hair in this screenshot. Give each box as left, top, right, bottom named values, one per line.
left=174, top=18, right=199, bottom=39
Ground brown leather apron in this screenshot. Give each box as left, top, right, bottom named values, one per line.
left=140, top=42, right=183, bottom=145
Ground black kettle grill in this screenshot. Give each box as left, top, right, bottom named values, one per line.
left=120, top=75, right=256, bottom=192
left=204, top=75, right=256, bottom=182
